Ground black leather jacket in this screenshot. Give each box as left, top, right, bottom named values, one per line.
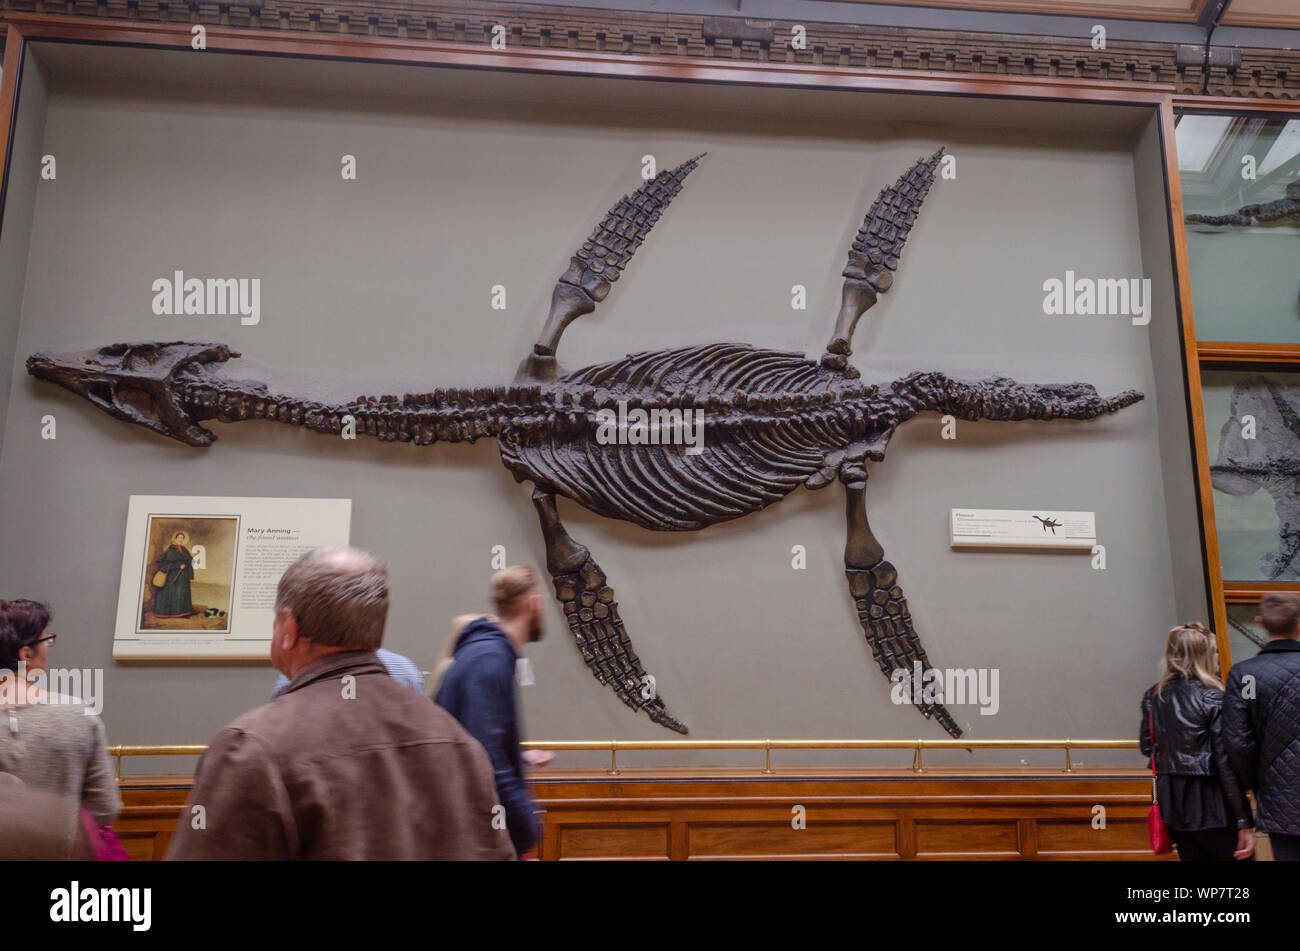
left=1223, top=639, right=1300, bottom=835
left=1140, top=676, right=1253, bottom=828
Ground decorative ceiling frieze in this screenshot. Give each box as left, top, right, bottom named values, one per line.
left=0, top=0, right=1296, bottom=98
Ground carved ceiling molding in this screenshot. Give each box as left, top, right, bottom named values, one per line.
left=0, top=0, right=1296, bottom=98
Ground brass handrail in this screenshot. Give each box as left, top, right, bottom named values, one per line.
left=109, top=738, right=1140, bottom=779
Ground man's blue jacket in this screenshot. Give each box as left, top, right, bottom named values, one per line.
left=434, top=616, right=539, bottom=855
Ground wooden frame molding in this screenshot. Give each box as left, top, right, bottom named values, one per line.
left=0, top=16, right=1243, bottom=797
left=1198, top=343, right=1300, bottom=364
left=0, top=13, right=1174, bottom=102
left=1224, top=583, right=1300, bottom=603
left=1162, top=96, right=1232, bottom=666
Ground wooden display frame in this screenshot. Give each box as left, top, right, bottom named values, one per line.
left=0, top=13, right=1223, bottom=672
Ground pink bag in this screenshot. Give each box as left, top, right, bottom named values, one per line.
left=1147, top=702, right=1174, bottom=855
left=80, top=810, right=129, bottom=861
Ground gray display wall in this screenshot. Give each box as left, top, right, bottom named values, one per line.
left=0, top=44, right=1206, bottom=771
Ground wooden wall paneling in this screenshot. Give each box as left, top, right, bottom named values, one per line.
left=117, top=768, right=1168, bottom=861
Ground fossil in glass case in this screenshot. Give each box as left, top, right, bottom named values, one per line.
left=1186, top=180, right=1300, bottom=307
left=1211, top=374, right=1300, bottom=581
left=28, top=152, right=1144, bottom=736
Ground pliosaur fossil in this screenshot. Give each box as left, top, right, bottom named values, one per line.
left=1185, top=179, right=1300, bottom=307
left=27, top=150, right=1144, bottom=737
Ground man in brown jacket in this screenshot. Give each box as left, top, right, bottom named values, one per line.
left=167, top=546, right=515, bottom=860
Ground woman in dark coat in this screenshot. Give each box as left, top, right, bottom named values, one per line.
left=1140, top=624, right=1254, bottom=861
left=152, top=531, right=195, bottom=618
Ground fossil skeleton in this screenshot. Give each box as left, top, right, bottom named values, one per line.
left=1186, top=180, right=1300, bottom=228
left=1185, top=180, right=1300, bottom=307
left=1210, top=375, right=1300, bottom=581
left=28, top=151, right=1144, bottom=737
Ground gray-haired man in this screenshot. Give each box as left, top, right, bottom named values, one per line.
left=167, top=546, right=515, bottom=860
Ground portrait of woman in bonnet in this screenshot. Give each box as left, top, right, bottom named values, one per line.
left=151, top=530, right=195, bottom=618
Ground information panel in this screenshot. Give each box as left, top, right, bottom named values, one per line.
left=113, top=495, right=352, bottom=660
left=950, top=508, right=1097, bottom=552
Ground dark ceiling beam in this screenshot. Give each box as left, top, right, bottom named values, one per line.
left=1197, top=0, right=1233, bottom=93
left=1197, top=0, right=1232, bottom=30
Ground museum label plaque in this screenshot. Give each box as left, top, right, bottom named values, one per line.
left=950, top=508, right=1097, bottom=552
left=113, top=495, right=352, bottom=660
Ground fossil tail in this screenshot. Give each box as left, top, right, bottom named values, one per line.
left=26, top=340, right=513, bottom=447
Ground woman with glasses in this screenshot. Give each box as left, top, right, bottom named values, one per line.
left=0, top=599, right=121, bottom=829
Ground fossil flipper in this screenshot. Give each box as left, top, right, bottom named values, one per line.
left=531, top=486, right=688, bottom=734
left=844, top=478, right=962, bottom=738
left=821, top=149, right=944, bottom=370
left=521, top=154, right=705, bottom=382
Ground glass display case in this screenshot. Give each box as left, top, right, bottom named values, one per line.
left=1179, top=114, right=1300, bottom=344
left=1225, top=603, right=1268, bottom=662
left=1201, top=367, right=1300, bottom=583
left=1178, top=104, right=1300, bottom=668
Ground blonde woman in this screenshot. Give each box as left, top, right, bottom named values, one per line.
left=1140, top=625, right=1254, bottom=861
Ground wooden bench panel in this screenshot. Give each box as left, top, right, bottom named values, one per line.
left=117, top=766, right=1171, bottom=860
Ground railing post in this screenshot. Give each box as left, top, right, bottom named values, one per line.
left=911, top=740, right=925, bottom=773
left=1063, top=740, right=1073, bottom=773
left=608, top=740, right=620, bottom=776
left=762, top=738, right=774, bottom=774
